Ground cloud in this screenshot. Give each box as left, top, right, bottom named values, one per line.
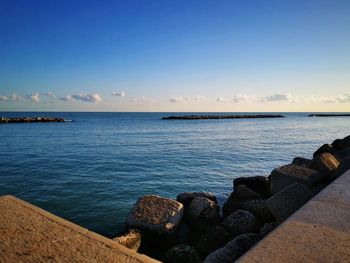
left=0, top=95, right=8, bottom=101
left=60, top=93, right=102, bottom=103
left=27, top=93, right=40, bottom=102
left=169, top=97, right=184, bottom=103
left=10, top=93, right=24, bottom=101
left=169, top=96, right=205, bottom=103
left=112, top=91, right=126, bottom=97
left=322, top=93, right=350, bottom=104
left=128, top=96, right=155, bottom=104
left=216, top=97, right=229, bottom=103
left=260, top=93, right=295, bottom=103
left=216, top=95, right=248, bottom=103
left=193, top=95, right=207, bottom=102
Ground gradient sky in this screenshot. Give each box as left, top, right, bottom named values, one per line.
left=0, top=0, right=349, bottom=111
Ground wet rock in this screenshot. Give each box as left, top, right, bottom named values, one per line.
left=313, top=144, right=334, bottom=157
left=163, top=245, right=202, bottom=263
left=292, top=157, right=311, bottom=167
left=233, top=176, right=270, bottom=198
left=265, top=183, right=312, bottom=223
left=113, top=229, right=141, bottom=251
left=238, top=199, right=275, bottom=223
left=125, top=195, right=184, bottom=238
left=270, top=164, right=326, bottom=195
left=234, top=185, right=263, bottom=200
left=331, top=135, right=350, bottom=150
left=203, top=233, right=260, bottom=263
left=259, top=222, right=278, bottom=237
left=309, top=152, right=340, bottom=174
left=221, top=210, right=260, bottom=235
left=177, top=192, right=217, bottom=207
left=187, top=197, right=220, bottom=230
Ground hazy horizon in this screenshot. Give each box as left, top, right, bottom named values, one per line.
left=1, top=0, right=349, bottom=112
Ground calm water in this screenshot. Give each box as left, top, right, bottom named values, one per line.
left=0, top=112, right=349, bottom=237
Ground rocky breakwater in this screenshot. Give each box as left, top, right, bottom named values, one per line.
left=0, top=117, right=67, bottom=124
left=115, top=135, right=350, bottom=263
left=162, top=114, right=285, bottom=120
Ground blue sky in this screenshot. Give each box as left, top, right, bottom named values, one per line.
left=0, top=0, right=349, bottom=111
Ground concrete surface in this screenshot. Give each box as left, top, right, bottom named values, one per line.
left=0, top=195, right=160, bottom=263
left=237, top=169, right=350, bottom=263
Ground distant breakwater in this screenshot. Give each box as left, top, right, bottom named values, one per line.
left=308, top=114, right=350, bottom=117
left=0, top=117, right=67, bottom=124
left=162, top=114, right=285, bottom=120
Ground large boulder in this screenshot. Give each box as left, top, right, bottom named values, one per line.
left=163, top=245, right=202, bottom=263
left=270, top=164, right=325, bottom=195
left=265, top=183, right=312, bottom=223
left=309, top=152, right=340, bottom=174
left=221, top=210, right=260, bottom=235
left=233, top=176, right=270, bottom=198
left=259, top=222, right=278, bottom=237
left=177, top=192, right=217, bottom=207
left=125, top=195, right=184, bottom=238
left=313, top=144, right=334, bottom=157
left=222, top=192, right=243, bottom=217
left=186, top=197, right=220, bottom=230
left=234, top=185, right=263, bottom=200
left=113, top=229, right=141, bottom=251
left=332, top=135, right=350, bottom=150
left=237, top=199, right=275, bottom=222
left=203, top=233, right=260, bottom=263
left=292, top=157, right=311, bottom=167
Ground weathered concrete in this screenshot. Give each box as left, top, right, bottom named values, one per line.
left=0, top=195, right=160, bottom=263
left=237, top=169, right=350, bottom=263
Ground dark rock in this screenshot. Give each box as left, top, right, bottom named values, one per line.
left=177, top=192, right=217, bottom=207
left=238, top=199, right=275, bottom=223
left=259, top=222, right=278, bottom=237
left=163, top=245, right=202, bottom=263
left=234, top=185, right=263, bottom=200
left=292, top=157, right=311, bottom=167
left=270, top=164, right=326, bottom=195
left=187, top=197, right=220, bottom=230
left=176, top=222, right=189, bottom=245
left=162, top=115, right=285, bottom=120
left=313, top=144, right=334, bottom=157
left=221, top=210, right=260, bottom=235
left=203, top=233, right=260, bottom=263
left=309, top=152, right=340, bottom=174
left=125, top=195, right=184, bottom=238
left=332, top=135, right=350, bottom=150
left=222, top=192, right=242, bottom=217
left=330, top=157, right=350, bottom=180
left=265, top=183, right=312, bottom=223
left=233, top=176, right=270, bottom=198
left=113, top=229, right=141, bottom=251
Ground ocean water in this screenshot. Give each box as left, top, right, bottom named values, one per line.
left=0, top=112, right=349, bottom=237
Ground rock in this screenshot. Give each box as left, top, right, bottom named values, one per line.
left=203, top=233, right=260, bottom=263
left=331, top=135, right=350, bottom=150
left=113, top=229, right=141, bottom=251
left=233, top=176, right=270, bottom=198
left=270, top=164, right=326, bottom=195
left=222, top=192, right=243, bottom=217
left=176, top=222, right=189, bottom=245
left=309, top=152, right=340, bottom=174
left=163, top=245, right=202, bottom=263
left=265, top=183, right=312, bottom=223
left=221, top=210, right=260, bottom=235
left=234, top=185, right=263, bottom=200
left=259, top=222, right=278, bottom=237
left=195, top=226, right=234, bottom=257
left=126, top=195, right=184, bottom=237
left=313, top=144, right=334, bottom=157
left=238, top=199, right=275, bottom=222
left=177, top=192, right=217, bottom=207
left=187, top=197, right=220, bottom=229
left=292, top=157, right=311, bottom=167
left=330, top=156, right=350, bottom=180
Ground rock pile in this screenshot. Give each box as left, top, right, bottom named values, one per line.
left=0, top=117, right=66, bottom=123
left=162, top=115, right=285, bottom=120
left=114, top=135, right=350, bottom=262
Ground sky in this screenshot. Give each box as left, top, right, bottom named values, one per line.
left=0, top=0, right=349, bottom=112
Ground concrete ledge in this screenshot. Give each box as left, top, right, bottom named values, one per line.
left=0, top=195, right=160, bottom=263
left=237, top=169, right=350, bottom=263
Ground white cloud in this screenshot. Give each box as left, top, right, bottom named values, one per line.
left=231, top=94, right=249, bottom=103
left=10, top=93, right=24, bottom=101
left=59, top=93, right=102, bottom=103
left=193, top=95, right=207, bottom=102
left=128, top=96, right=155, bottom=104
left=112, top=91, right=126, bottom=97
left=0, top=95, right=8, bottom=101
left=260, top=93, right=295, bottom=103
left=28, top=93, right=40, bottom=102
left=216, top=97, right=229, bottom=103
left=169, top=97, right=184, bottom=103
left=60, top=95, right=72, bottom=102
left=321, top=93, right=350, bottom=104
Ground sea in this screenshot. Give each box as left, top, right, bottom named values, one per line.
left=0, top=112, right=349, bottom=237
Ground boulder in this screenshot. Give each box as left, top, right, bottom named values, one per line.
left=259, top=222, right=278, bottom=237
left=309, top=152, right=340, bottom=174
left=234, top=185, right=263, bottom=200
left=125, top=195, right=184, bottom=237
left=203, top=233, right=260, bottom=263
left=233, top=176, right=270, bottom=197
left=163, top=245, right=202, bottom=263
left=331, top=135, right=350, bottom=150
left=187, top=197, right=220, bottom=229
left=292, top=157, right=311, bottom=167
left=195, top=226, right=234, bottom=257
left=270, top=164, right=326, bottom=195
left=238, top=199, right=275, bottom=222
left=222, top=192, right=243, bottom=217
left=265, top=183, right=312, bottom=223
left=177, top=192, right=217, bottom=207
left=176, top=222, right=189, bottom=245
left=113, top=229, right=141, bottom=251
left=221, top=210, right=260, bottom=235
left=313, top=144, right=334, bottom=157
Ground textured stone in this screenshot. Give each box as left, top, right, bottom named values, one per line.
left=187, top=197, right=220, bottom=228
left=234, top=176, right=270, bottom=198
left=126, top=195, right=184, bottom=236
left=309, top=152, right=340, bottom=174
left=234, top=185, right=263, bottom=200
left=292, top=157, right=311, bottom=167
left=221, top=210, right=260, bottom=235
left=259, top=222, right=278, bottom=237
left=163, top=245, right=202, bottom=263
left=332, top=135, right=350, bottom=150
left=313, top=143, right=334, bottom=157
left=265, top=183, right=312, bottom=223
left=238, top=199, right=275, bottom=222
left=113, top=229, right=142, bottom=251
left=177, top=192, right=217, bottom=207
left=270, top=164, right=325, bottom=194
